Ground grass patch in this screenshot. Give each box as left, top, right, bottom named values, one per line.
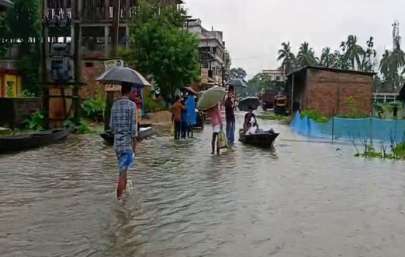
left=301, top=109, right=329, bottom=123
left=257, top=113, right=289, bottom=122
left=354, top=141, right=405, bottom=160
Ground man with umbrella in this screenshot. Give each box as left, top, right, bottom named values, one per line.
left=110, top=82, right=137, bottom=199
left=97, top=66, right=150, bottom=200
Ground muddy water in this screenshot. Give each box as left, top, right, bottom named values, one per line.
left=1, top=116, right=405, bottom=257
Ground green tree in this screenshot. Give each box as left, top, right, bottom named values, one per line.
left=230, top=67, right=247, bottom=80
left=1, top=0, right=42, bottom=96
left=319, top=47, right=337, bottom=68
left=342, top=35, right=364, bottom=70
left=360, top=37, right=377, bottom=72
left=0, top=15, right=9, bottom=57
left=380, top=49, right=405, bottom=90
left=248, top=72, right=284, bottom=96
left=296, top=42, right=317, bottom=67
left=277, top=42, right=296, bottom=74
left=122, top=0, right=200, bottom=100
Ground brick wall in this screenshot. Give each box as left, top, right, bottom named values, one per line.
left=304, top=69, right=373, bottom=117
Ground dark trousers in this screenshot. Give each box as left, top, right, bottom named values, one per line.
left=174, top=121, right=181, bottom=140
left=181, top=121, right=188, bottom=139
left=226, top=119, right=235, bottom=145
left=212, top=132, right=219, bottom=154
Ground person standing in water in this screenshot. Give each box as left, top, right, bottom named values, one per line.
left=110, top=82, right=137, bottom=200
left=208, top=104, right=223, bottom=155
left=185, top=91, right=197, bottom=138
left=171, top=96, right=185, bottom=140
left=225, top=86, right=235, bottom=146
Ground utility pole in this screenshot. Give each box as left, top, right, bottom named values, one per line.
left=41, top=0, right=49, bottom=128
left=72, top=0, right=82, bottom=123
left=111, top=0, right=121, bottom=57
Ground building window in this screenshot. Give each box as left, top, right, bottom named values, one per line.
left=276, top=76, right=281, bottom=81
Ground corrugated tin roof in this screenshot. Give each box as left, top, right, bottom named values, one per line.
left=287, top=65, right=376, bottom=77
left=0, top=0, right=13, bottom=8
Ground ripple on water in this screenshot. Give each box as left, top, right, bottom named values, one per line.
left=1, top=118, right=405, bottom=257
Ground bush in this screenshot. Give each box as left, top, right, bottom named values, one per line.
left=24, top=111, right=45, bottom=131
left=393, top=143, right=405, bottom=159
left=143, top=95, right=166, bottom=113
left=301, top=109, right=329, bottom=123
left=81, top=97, right=105, bottom=121
left=64, top=118, right=91, bottom=134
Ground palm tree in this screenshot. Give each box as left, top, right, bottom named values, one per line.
left=296, top=42, right=317, bottom=67
left=319, top=47, right=337, bottom=68
left=379, top=49, right=405, bottom=90
left=277, top=42, right=296, bottom=74
left=360, top=37, right=377, bottom=72
left=379, top=50, right=391, bottom=79
left=343, top=35, right=365, bottom=70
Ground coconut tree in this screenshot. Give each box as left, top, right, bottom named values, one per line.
left=296, top=42, right=317, bottom=67
left=379, top=49, right=405, bottom=90
left=343, top=35, right=365, bottom=70
left=319, top=47, right=337, bottom=68
left=277, top=42, right=296, bottom=74
left=380, top=50, right=391, bottom=79
left=360, top=37, right=377, bottom=72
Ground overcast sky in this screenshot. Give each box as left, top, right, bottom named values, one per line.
left=185, top=0, right=405, bottom=78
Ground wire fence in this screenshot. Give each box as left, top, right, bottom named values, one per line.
left=291, top=112, right=405, bottom=144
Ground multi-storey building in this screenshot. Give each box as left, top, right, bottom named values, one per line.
left=187, top=18, right=228, bottom=88
left=262, top=69, right=286, bottom=82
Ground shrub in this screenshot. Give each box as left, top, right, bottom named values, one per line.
left=301, top=109, right=329, bottom=123
left=23, top=111, right=45, bottom=131
left=143, top=94, right=166, bottom=113
left=81, top=97, right=105, bottom=121
left=64, top=118, right=91, bottom=134
left=393, top=143, right=405, bottom=159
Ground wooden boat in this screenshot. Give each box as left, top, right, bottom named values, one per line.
left=0, top=129, right=69, bottom=153
left=239, top=129, right=279, bottom=148
left=101, top=126, right=155, bottom=145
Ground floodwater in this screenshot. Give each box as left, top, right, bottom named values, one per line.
left=1, top=115, right=405, bottom=257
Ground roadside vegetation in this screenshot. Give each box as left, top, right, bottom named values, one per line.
left=354, top=141, right=405, bottom=160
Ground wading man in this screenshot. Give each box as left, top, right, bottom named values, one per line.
left=110, top=82, right=137, bottom=200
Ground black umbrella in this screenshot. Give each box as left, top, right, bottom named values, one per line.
left=97, top=67, right=151, bottom=88
left=238, top=97, right=260, bottom=111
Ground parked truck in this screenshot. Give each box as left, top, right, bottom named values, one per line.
left=260, top=90, right=277, bottom=111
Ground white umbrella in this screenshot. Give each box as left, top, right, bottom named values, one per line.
left=97, top=67, right=151, bottom=88
left=197, top=86, right=226, bottom=111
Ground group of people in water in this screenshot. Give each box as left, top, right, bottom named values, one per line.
left=170, top=91, right=197, bottom=140
left=169, top=85, right=261, bottom=155
left=110, top=82, right=262, bottom=199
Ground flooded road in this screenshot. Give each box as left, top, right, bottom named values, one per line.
left=1, top=116, right=405, bottom=257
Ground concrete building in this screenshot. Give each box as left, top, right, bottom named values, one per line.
left=287, top=66, right=375, bottom=117
left=262, top=69, right=286, bottom=82
left=187, top=18, right=227, bottom=88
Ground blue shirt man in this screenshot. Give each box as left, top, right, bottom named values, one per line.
left=110, top=83, right=137, bottom=199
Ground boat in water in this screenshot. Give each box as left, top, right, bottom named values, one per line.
left=101, top=126, right=155, bottom=145
left=239, top=129, right=279, bottom=148
left=0, top=129, right=69, bottom=154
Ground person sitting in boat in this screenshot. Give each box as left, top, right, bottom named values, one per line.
left=243, top=106, right=258, bottom=135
